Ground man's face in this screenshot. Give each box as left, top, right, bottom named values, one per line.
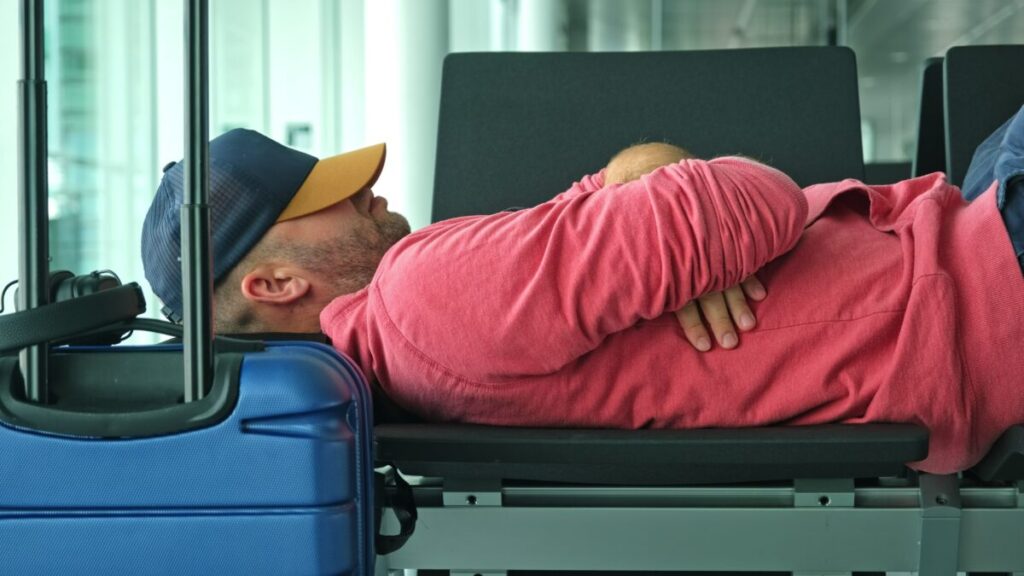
left=338, top=187, right=412, bottom=252
left=266, top=187, right=411, bottom=296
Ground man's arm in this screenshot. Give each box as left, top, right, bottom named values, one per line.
left=549, top=170, right=607, bottom=203
left=372, top=155, right=808, bottom=382
left=604, top=143, right=767, bottom=352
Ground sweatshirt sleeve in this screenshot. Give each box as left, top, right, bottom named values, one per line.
left=371, top=157, right=808, bottom=382
left=548, top=169, right=607, bottom=203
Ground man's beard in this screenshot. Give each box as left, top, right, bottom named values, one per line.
left=372, top=210, right=413, bottom=251
left=308, top=210, right=411, bottom=296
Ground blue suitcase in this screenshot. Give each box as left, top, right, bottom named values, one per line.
left=1, top=0, right=379, bottom=572
left=0, top=341, right=376, bottom=575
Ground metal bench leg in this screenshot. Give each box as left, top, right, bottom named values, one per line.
left=919, top=474, right=962, bottom=576
left=795, top=478, right=855, bottom=576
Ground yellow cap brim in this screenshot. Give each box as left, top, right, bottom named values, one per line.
left=276, top=142, right=387, bottom=222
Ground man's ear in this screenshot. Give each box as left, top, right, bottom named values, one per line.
left=239, top=266, right=311, bottom=304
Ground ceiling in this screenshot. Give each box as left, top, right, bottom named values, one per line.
left=566, top=0, right=1024, bottom=161
left=848, top=0, right=1024, bottom=160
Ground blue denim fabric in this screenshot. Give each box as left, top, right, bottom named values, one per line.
left=962, top=104, right=1024, bottom=272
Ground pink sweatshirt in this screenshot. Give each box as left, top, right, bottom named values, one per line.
left=321, top=157, right=1024, bottom=473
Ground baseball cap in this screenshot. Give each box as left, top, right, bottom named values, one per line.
left=141, top=128, right=386, bottom=322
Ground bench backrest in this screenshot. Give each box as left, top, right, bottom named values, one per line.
left=433, top=47, right=865, bottom=221
left=913, top=57, right=946, bottom=177
left=944, top=45, right=1024, bottom=186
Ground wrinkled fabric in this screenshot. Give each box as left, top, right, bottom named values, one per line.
left=322, top=157, right=1024, bottom=474
left=962, top=104, right=1024, bottom=269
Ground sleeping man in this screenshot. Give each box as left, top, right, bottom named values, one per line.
left=142, top=107, right=1024, bottom=475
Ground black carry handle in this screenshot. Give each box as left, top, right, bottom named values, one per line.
left=0, top=317, right=262, bottom=438
left=0, top=284, right=146, bottom=355
left=0, top=350, right=242, bottom=439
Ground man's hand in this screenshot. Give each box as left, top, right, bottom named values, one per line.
left=674, top=275, right=766, bottom=351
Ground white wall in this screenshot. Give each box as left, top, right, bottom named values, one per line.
left=450, top=0, right=498, bottom=52
left=92, top=0, right=157, bottom=288
left=337, top=0, right=366, bottom=151
left=0, top=0, right=21, bottom=310
left=517, top=0, right=568, bottom=51
left=152, top=0, right=454, bottom=260
left=154, top=0, right=183, bottom=174
left=0, top=0, right=551, bottom=318
left=268, top=0, right=323, bottom=153
left=365, top=0, right=449, bottom=231
left=211, top=0, right=269, bottom=137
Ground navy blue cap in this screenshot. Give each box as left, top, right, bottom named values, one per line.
left=141, top=129, right=385, bottom=322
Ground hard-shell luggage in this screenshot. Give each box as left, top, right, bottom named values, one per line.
left=0, top=1, right=376, bottom=573
left=0, top=341, right=376, bottom=575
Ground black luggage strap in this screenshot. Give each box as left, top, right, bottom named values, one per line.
left=0, top=284, right=145, bottom=354
left=374, top=464, right=417, bottom=555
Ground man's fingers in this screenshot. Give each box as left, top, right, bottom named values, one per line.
left=675, top=301, right=712, bottom=351
left=724, top=285, right=757, bottom=332
left=677, top=276, right=767, bottom=352
left=741, top=275, right=767, bottom=301
left=697, top=292, right=738, bottom=349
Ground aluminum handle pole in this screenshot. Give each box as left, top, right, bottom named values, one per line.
left=17, top=0, right=49, bottom=403
left=182, top=0, right=213, bottom=402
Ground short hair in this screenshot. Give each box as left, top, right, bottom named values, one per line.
left=605, top=142, right=695, bottom=185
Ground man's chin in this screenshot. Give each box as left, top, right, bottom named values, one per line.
left=378, top=212, right=412, bottom=245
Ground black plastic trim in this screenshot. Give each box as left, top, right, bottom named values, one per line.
left=970, top=425, right=1024, bottom=481
left=375, top=423, right=930, bottom=485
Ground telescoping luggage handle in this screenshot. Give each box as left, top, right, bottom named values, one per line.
left=16, top=0, right=49, bottom=404
left=11, top=0, right=147, bottom=401
left=1, top=0, right=223, bottom=435
left=182, top=0, right=215, bottom=402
